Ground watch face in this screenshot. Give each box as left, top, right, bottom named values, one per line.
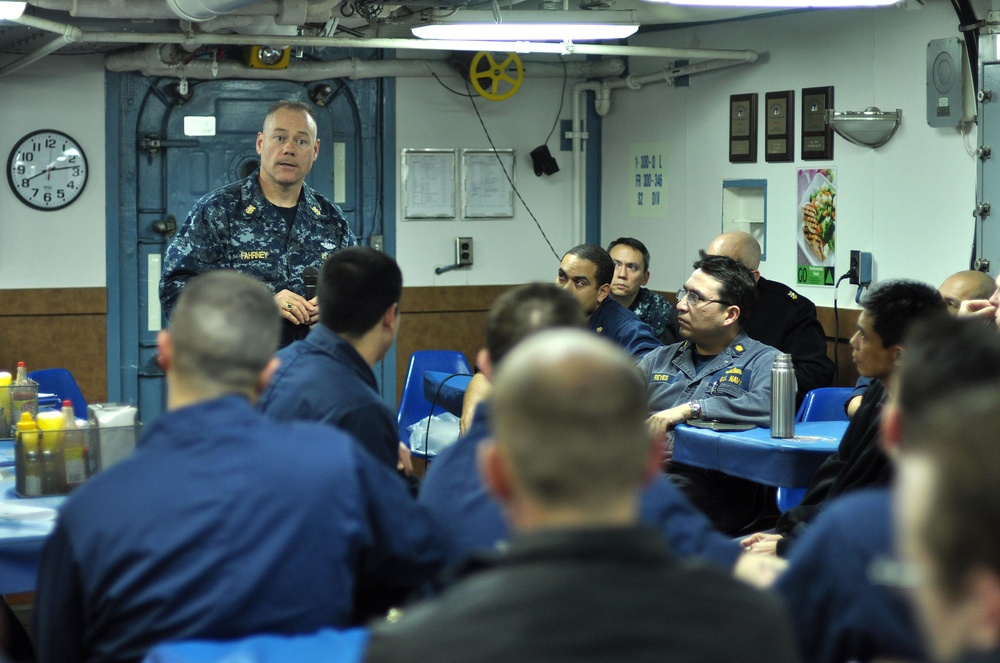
left=7, top=130, right=88, bottom=211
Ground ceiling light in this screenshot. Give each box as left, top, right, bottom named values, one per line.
left=411, top=10, right=639, bottom=41
left=0, top=2, right=26, bottom=20
left=825, top=107, right=902, bottom=147
left=661, top=0, right=900, bottom=6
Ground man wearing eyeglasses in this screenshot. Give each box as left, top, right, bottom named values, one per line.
left=704, top=231, right=834, bottom=405
left=638, top=252, right=780, bottom=533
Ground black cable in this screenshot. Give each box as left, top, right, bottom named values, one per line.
left=463, top=78, right=561, bottom=261
left=422, top=372, right=469, bottom=457
left=832, top=272, right=853, bottom=386
left=430, top=72, right=475, bottom=98
left=543, top=55, right=568, bottom=147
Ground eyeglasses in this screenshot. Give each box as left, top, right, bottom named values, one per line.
left=676, top=287, right=732, bottom=308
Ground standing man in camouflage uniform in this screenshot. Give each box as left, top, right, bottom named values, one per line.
left=608, top=237, right=676, bottom=342
left=160, top=99, right=357, bottom=347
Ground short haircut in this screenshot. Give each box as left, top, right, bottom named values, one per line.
left=860, top=279, right=947, bottom=348
left=319, top=247, right=402, bottom=336
left=607, top=237, right=651, bottom=273
left=485, top=283, right=587, bottom=368
left=895, top=315, right=1000, bottom=440
left=564, top=244, right=614, bottom=288
left=906, top=386, right=1000, bottom=598
left=691, top=251, right=758, bottom=324
left=492, top=329, right=650, bottom=512
left=264, top=99, right=316, bottom=124
left=170, top=270, right=279, bottom=393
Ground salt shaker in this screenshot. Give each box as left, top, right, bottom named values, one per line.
left=771, top=353, right=797, bottom=438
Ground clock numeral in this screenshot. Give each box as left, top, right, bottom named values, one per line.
left=67, top=181, right=76, bottom=189
left=72, top=168, right=80, bottom=177
left=22, top=152, right=33, bottom=162
left=44, top=138, right=56, bottom=149
left=20, top=179, right=28, bottom=188
left=43, top=193, right=51, bottom=204
left=15, top=165, right=24, bottom=175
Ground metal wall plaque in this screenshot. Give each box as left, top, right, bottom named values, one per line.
left=765, top=90, right=794, bottom=162
left=729, top=93, right=758, bottom=163
left=801, top=86, right=834, bottom=161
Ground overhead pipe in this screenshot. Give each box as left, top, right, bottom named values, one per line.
left=104, top=42, right=627, bottom=80
left=26, top=0, right=339, bottom=22
left=10, top=14, right=759, bottom=60
left=0, top=15, right=82, bottom=77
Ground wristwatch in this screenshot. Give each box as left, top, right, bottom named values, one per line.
left=687, top=400, right=703, bottom=420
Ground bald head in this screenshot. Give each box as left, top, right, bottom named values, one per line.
left=938, top=270, right=997, bottom=314
left=706, top=232, right=762, bottom=273
left=491, top=330, right=651, bottom=518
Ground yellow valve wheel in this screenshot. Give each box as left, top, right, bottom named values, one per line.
left=469, top=51, right=524, bottom=101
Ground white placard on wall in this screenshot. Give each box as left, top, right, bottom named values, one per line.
left=402, top=149, right=456, bottom=219
left=462, top=149, right=515, bottom=219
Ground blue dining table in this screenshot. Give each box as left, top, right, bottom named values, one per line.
left=672, top=420, right=847, bottom=488
left=0, top=440, right=65, bottom=594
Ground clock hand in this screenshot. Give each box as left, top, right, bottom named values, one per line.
left=25, top=166, right=75, bottom=183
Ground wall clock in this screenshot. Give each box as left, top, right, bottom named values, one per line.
left=6, top=130, right=88, bottom=211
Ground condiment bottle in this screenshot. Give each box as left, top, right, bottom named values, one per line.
left=61, top=400, right=86, bottom=488
left=11, top=362, right=35, bottom=422
left=14, top=412, right=38, bottom=496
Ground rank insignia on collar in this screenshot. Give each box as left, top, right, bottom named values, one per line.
left=244, top=204, right=256, bottom=215
left=734, top=344, right=744, bottom=353
left=786, top=290, right=798, bottom=300
left=311, top=205, right=321, bottom=215
left=596, top=326, right=604, bottom=333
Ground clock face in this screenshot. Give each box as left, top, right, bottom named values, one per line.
left=6, top=130, right=88, bottom=211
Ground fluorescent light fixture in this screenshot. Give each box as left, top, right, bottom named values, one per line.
left=0, top=2, right=26, bottom=20
left=412, top=10, right=639, bottom=41
left=661, top=0, right=899, bottom=6
left=825, top=107, right=902, bottom=147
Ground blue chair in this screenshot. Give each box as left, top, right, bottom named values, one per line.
left=778, top=387, right=853, bottom=512
left=397, top=350, right=472, bottom=436
left=795, top=387, right=853, bottom=423
left=28, top=368, right=87, bottom=418
left=776, top=487, right=808, bottom=513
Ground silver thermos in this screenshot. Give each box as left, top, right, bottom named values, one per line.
left=771, top=353, right=797, bottom=438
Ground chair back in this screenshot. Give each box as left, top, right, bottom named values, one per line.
left=795, top=387, right=853, bottom=423
left=776, top=486, right=808, bottom=513
left=397, top=350, right=471, bottom=434
left=28, top=368, right=87, bottom=417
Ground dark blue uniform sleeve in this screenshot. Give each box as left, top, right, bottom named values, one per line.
left=34, top=520, right=87, bottom=663
left=353, top=447, right=447, bottom=586
left=638, top=476, right=742, bottom=570
left=619, top=322, right=663, bottom=360
left=339, top=404, right=401, bottom=470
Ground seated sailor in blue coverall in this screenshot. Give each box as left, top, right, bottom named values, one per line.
left=420, top=282, right=783, bottom=587
left=34, top=271, right=445, bottom=663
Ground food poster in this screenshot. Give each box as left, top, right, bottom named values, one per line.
left=796, top=168, right=837, bottom=286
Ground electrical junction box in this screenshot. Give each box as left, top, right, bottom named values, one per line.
left=927, top=37, right=974, bottom=127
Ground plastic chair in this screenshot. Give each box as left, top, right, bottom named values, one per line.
left=28, top=368, right=87, bottom=418
left=397, top=350, right=472, bottom=436
left=776, top=487, right=808, bottom=513
left=795, top=387, right=853, bottom=423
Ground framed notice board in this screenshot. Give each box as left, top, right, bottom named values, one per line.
left=401, top=149, right=456, bottom=219
left=462, top=149, right=515, bottom=218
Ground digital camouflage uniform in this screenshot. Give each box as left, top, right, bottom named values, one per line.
left=159, top=169, right=357, bottom=344
left=629, top=287, right=673, bottom=338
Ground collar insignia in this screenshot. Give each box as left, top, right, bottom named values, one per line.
left=244, top=204, right=256, bottom=215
